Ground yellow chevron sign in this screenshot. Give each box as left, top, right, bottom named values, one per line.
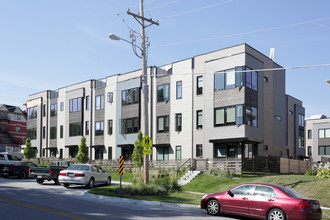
left=119, top=156, right=124, bottom=176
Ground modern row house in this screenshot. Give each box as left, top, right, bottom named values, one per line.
left=26, top=44, right=305, bottom=162
left=305, top=115, right=330, bottom=162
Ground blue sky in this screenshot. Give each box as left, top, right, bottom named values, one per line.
left=0, top=0, right=329, bottom=118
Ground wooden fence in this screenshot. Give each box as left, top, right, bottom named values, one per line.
left=280, top=158, right=316, bottom=174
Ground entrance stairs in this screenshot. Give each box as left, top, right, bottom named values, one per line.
left=178, top=171, right=201, bottom=185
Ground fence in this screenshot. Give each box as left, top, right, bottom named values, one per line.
left=280, top=158, right=316, bottom=174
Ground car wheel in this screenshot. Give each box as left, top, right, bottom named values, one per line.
left=105, top=177, right=111, bottom=186
left=268, top=208, right=286, bottom=220
left=63, top=183, right=70, bottom=188
left=18, top=171, right=27, bottom=179
left=87, top=178, right=94, bottom=189
left=36, top=178, right=44, bottom=184
left=54, top=177, right=60, bottom=185
left=206, top=199, right=220, bottom=216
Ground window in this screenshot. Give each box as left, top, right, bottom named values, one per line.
left=175, top=113, right=182, bottom=132
left=43, top=104, right=46, bottom=117
left=27, top=128, right=37, bottom=140
left=85, top=121, right=89, bottom=136
left=95, top=121, right=104, bottom=136
left=50, top=104, right=57, bottom=117
left=176, top=81, right=182, bottom=99
left=299, top=136, right=304, bottom=148
left=318, top=146, right=330, bottom=155
left=69, top=123, right=81, bottom=137
left=121, top=118, right=139, bottom=134
left=157, top=84, right=170, bottom=102
left=214, top=144, right=226, bottom=158
left=299, top=114, right=305, bottom=127
left=108, top=147, right=112, bottom=160
left=214, top=72, right=225, bottom=91
left=196, top=110, right=203, bottom=129
left=86, top=96, right=90, bottom=111
left=15, top=126, right=20, bottom=132
left=157, top=147, right=169, bottom=160
left=231, top=185, right=254, bottom=196
left=108, top=119, right=113, bottom=135
left=214, top=105, right=242, bottom=126
left=176, top=146, right=181, bottom=160
left=308, top=130, right=312, bottom=139
left=253, top=186, right=277, bottom=197
left=16, top=115, right=21, bottom=120
left=246, top=67, right=258, bottom=91
left=197, top=76, right=203, bottom=95
left=27, top=106, right=37, bottom=119
left=246, top=105, right=258, bottom=127
left=196, top=144, right=203, bottom=157
left=107, top=92, right=113, bottom=103
left=60, top=102, right=64, bottom=111
left=60, top=125, right=63, bottom=138
left=70, top=98, right=82, bottom=112
left=157, top=115, right=169, bottom=133
left=319, top=129, right=330, bottom=138
left=308, top=146, right=312, bottom=156
left=122, top=88, right=139, bottom=106
left=50, top=127, right=57, bottom=139
left=95, top=95, right=104, bottom=110
left=42, top=126, right=45, bottom=139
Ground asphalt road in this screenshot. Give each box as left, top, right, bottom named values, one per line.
left=0, top=177, right=245, bottom=220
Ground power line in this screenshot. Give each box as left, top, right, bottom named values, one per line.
left=157, top=16, right=330, bottom=47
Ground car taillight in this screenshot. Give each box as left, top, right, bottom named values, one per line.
left=49, top=170, right=52, bottom=175
left=10, top=166, right=15, bottom=170
left=297, top=200, right=310, bottom=208
left=75, top=173, right=85, bottom=177
left=29, top=168, right=31, bottom=173
left=59, top=172, right=66, bottom=176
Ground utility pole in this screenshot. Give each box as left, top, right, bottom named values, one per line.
left=127, top=0, right=159, bottom=184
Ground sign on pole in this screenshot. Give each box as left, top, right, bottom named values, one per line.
left=119, top=156, right=124, bottom=196
left=142, top=135, right=152, bottom=148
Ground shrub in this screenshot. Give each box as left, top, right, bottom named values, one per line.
left=305, top=168, right=317, bottom=176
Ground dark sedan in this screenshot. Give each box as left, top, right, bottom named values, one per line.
left=201, top=183, right=322, bottom=220
left=0, top=161, right=38, bottom=179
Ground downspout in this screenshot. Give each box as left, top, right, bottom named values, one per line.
left=191, top=58, right=195, bottom=170
left=90, top=80, right=94, bottom=160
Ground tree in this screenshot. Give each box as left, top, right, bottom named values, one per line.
left=23, top=138, right=34, bottom=160
left=76, top=136, right=89, bottom=164
left=132, top=130, right=144, bottom=168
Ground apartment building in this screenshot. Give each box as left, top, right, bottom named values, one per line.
left=0, top=104, right=27, bottom=154
left=305, top=115, right=330, bottom=162
left=27, top=43, right=304, bottom=161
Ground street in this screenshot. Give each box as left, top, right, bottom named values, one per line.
left=0, top=177, right=245, bottom=220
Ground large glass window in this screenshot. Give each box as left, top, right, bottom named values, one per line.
left=319, top=129, right=330, bottom=138
left=70, top=97, right=82, bottom=112
left=121, top=118, right=139, bottom=134
left=95, top=121, right=104, bottom=136
left=85, top=121, right=89, bottom=136
left=60, top=102, right=64, bottom=111
left=245, top=67, right=258, bottom=91
left=246, top=105, right=258, bottom=127
left=107, top=92, right=113, bottom=103
left=69, top=123, right=82, bottom=137
left=176, top=81, right=182, bottom=99
left=86, top=96, right=90, bottom=111
left=196, top=144, right=203, bottom=157
left=214, top=105, right=243, bottom=126
left=50, top=104, right=57, bottom=117
left=50, top=126, right=57, bottom=139
left=27, top=128, right=37, bottom=139
left=299, top=114, right=305, bottom=127
left=95, top=95, right=104, bottom=110
left=226, top=68, right=235, bottom=89
left=157, top=115, right=169, bottom=133
left=308, top=130, right=312, bottom=139
left=157, top=84, right=170, bottom=102
left=60, top=125, right=63, bottom=138
left=176, top=146, right=181, bottom=160
left=122, top=88, right=139, bottom=106
left=27, top=106, right=37, bottom=119
left=318, top=146, right=330, bottom=155
left=197, top=76, right=203, bottom=95
left=214, top=72, right=225, bottom=91
left=214, top=144, right=226, bottom=158
left=175, top=113, right=182, bottom=132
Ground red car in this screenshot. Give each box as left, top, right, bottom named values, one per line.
left=201, top=183, right=322, bottom=220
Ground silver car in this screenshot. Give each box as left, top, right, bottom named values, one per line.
left=58, top=164, right=111, bottom=188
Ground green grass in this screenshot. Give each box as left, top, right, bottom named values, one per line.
left=109, top=172, right=135, bottom=182
left=89, top=173, right=330, bottom=219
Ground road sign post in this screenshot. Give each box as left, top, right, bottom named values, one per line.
left=119, top=156, right=124, bottom=196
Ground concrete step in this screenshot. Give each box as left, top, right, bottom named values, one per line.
left=178, top=171, right=201, bottom=185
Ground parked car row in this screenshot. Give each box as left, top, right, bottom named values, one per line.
left=0, top=159, right=112, bottom=189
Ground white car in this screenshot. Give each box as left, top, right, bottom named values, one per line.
left=58, top=164, right=111, bottom=188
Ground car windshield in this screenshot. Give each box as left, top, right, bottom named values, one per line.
left=279, top=186, right=306, bottom=199
left=67, top=165, right=89, bottom=171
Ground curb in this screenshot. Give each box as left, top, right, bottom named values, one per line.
left=82, top=191, right=200, bottom=209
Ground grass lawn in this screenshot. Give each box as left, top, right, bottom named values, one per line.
left=89, top=174, right=330, bottom=219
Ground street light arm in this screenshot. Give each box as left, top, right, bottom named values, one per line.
left=108, top=34, right=143, bottom=55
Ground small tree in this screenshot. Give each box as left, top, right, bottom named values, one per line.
left=132, top=130, right=144, bottom=177
left=76, top=136, right=89, bottom=163
left=23, top=138, right=34, bottom=160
